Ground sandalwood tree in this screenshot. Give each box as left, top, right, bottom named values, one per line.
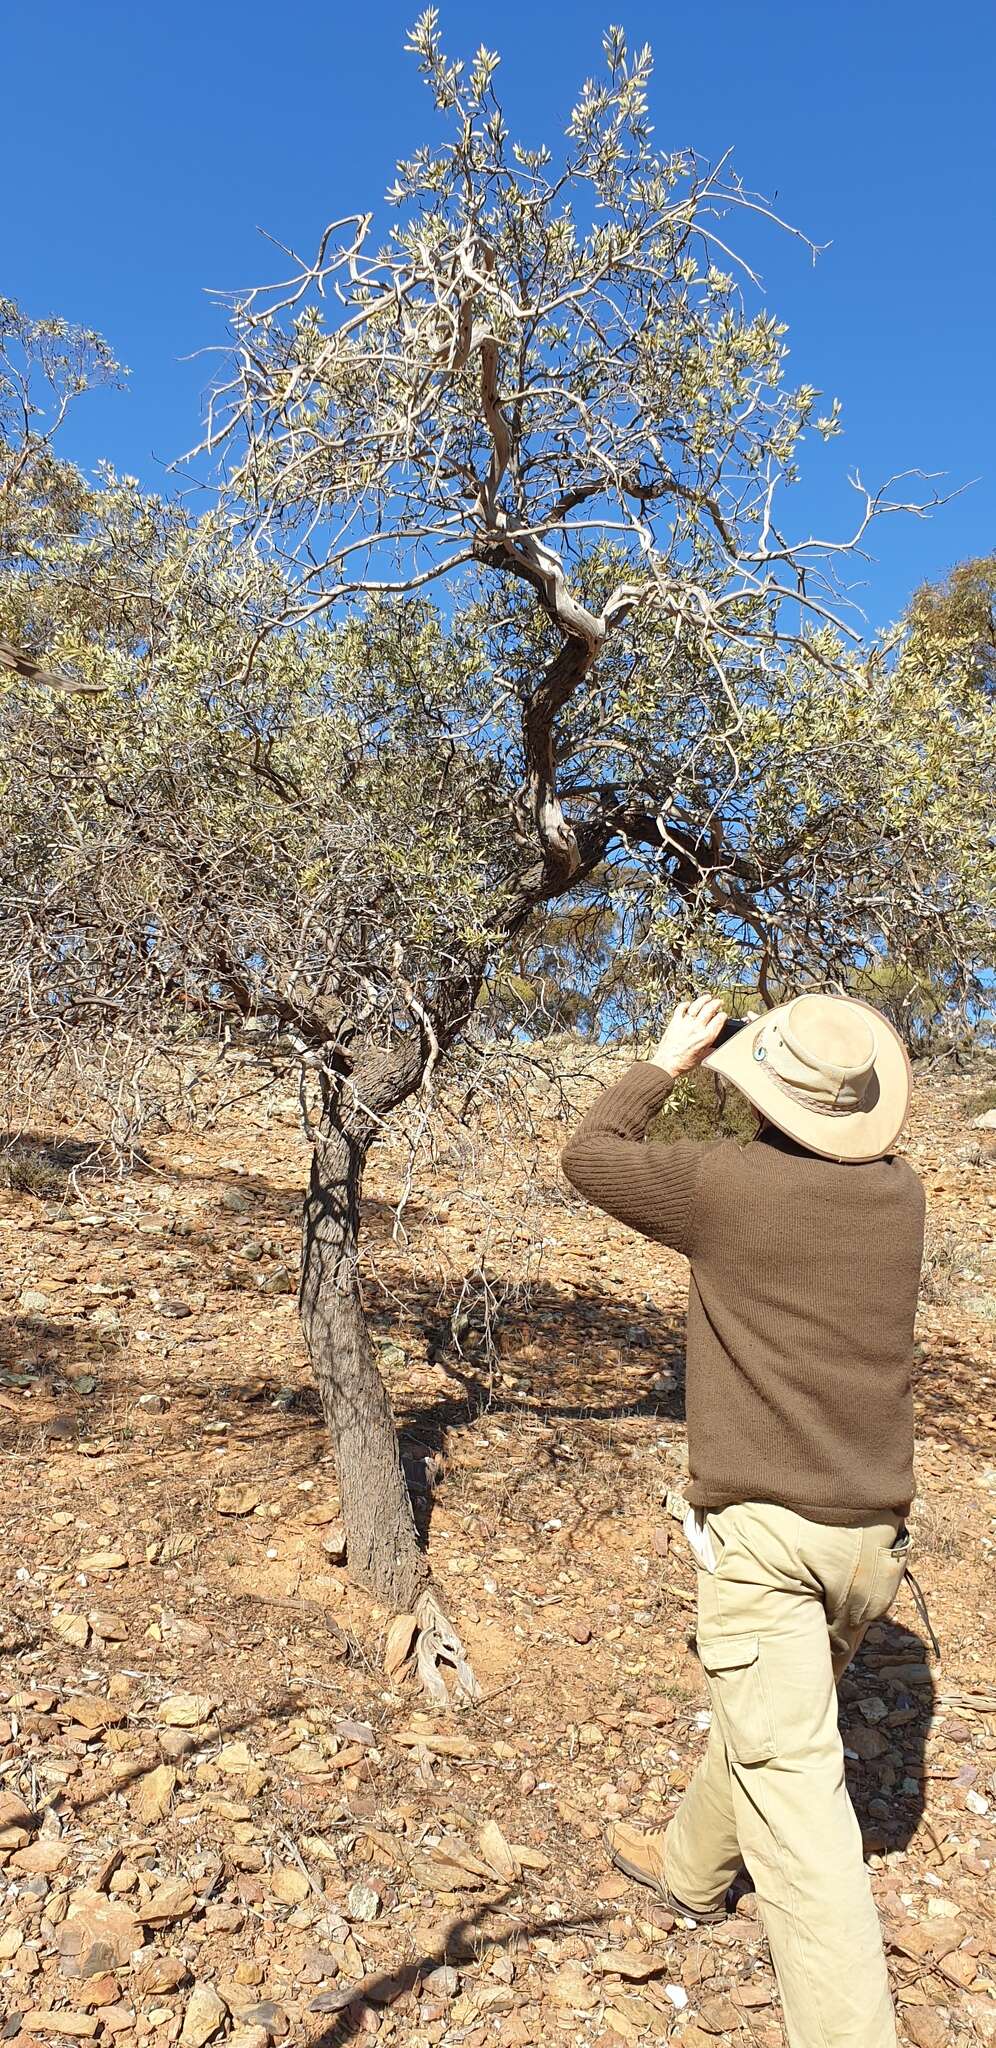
left=2, top=24, right=993, bottom=1690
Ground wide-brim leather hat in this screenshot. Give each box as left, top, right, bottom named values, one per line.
left=702, top=991, right=912, bottom=1162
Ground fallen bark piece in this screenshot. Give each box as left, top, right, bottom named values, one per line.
left=384, top=1612, right=418, bottom=1676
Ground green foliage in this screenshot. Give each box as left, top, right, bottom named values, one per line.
left=1, top=24, right=994, bottom=1140
left=907, top=553, right=996, bottom=699
left=650, top=1070, right=760, bottom=1146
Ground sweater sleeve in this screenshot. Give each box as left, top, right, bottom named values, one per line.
left=560, top=1061, right=707, bottom=1259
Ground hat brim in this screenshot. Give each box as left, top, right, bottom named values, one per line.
left=702, top=997, right=913, bottom=1162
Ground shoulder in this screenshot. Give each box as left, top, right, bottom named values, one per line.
left=888, top=1152, right=926, bottom=1208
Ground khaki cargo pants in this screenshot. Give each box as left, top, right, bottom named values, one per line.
left=665, top=1502, right=912, bottom=2048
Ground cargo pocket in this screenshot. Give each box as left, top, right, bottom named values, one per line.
left=698, top=1633, right=776, bottom=1766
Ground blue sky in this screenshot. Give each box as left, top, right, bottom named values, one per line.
left=4, top=0, right=994, bottom=632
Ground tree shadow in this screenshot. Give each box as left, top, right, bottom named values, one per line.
left=24, top=1689, right=311, bottom=1822
left=0, top=1274, right=689, bottom=1467
left=303, top=1899, right=611, bottom=2047
left=912, top=1337, right=996, bottom=1458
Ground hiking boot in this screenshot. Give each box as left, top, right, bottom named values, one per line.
left=605, top=1823, right=728, bottom=1923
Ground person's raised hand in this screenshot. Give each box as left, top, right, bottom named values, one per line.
left=650, top=994, right=727, bottom=1076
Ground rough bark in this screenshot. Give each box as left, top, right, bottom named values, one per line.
left=299, top=1087, right=430, bottom=1611
left=297, top=1037, right=480, bottom=1702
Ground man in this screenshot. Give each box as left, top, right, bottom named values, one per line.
left=560, top=991, right=926, bottom=2048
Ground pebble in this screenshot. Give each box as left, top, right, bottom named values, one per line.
left=346, top=1882, right=381, bottom=1922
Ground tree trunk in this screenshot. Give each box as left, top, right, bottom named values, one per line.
left=297, top=1039, right=480, bottom=1704
left=299, top=1105, right=430, bottom=1611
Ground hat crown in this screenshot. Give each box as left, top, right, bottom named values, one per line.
left=758, top=995, right=878, bottom=1117
left=779, top=994, right=876, bottom=1081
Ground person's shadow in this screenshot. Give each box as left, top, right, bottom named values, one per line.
left=837, top=1616, right=935, bottom=1852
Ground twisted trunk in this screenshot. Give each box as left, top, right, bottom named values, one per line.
left=299, top=1080, right=430, bottom=1609
left=297, top=1034, right=479, bottom=1702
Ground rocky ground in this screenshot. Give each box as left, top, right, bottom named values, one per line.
left=1, top=1050, right=995, bottom=2048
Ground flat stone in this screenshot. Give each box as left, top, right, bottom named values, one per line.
left=77, top=1964, right=118, bottom=2000
left=180, top=1981, right=228, bottom=2047
left=876, top=1662, right=933, bottom=1687
left=141, top=1877, right=196, bottom=1926
left=22, top=2016, right=99, bottom=2039
left=847, top=1724, right=889, bottom=1760
left=94, top=2007, right=134, bottom=2037
left=60, top=1895, right=142, bottom=1969
left=133, top=1953, right=189, bottom=1995
left=236, top=2001, right=287, bottom=2038
left=78, top=1941, right=117, bottom=1974
left=12, top=1840, right=71, bottom=1874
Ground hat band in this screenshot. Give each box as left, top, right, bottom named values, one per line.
left=766, top=1067, right=871, bottom=1119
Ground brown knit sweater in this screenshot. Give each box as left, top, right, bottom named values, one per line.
left=560, top=1061, right=925, bottom=1523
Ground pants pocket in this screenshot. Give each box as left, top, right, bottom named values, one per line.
left=698, top=1632, right=776, bottom=1766
left=847, top=1527, right=912, bottom=1632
